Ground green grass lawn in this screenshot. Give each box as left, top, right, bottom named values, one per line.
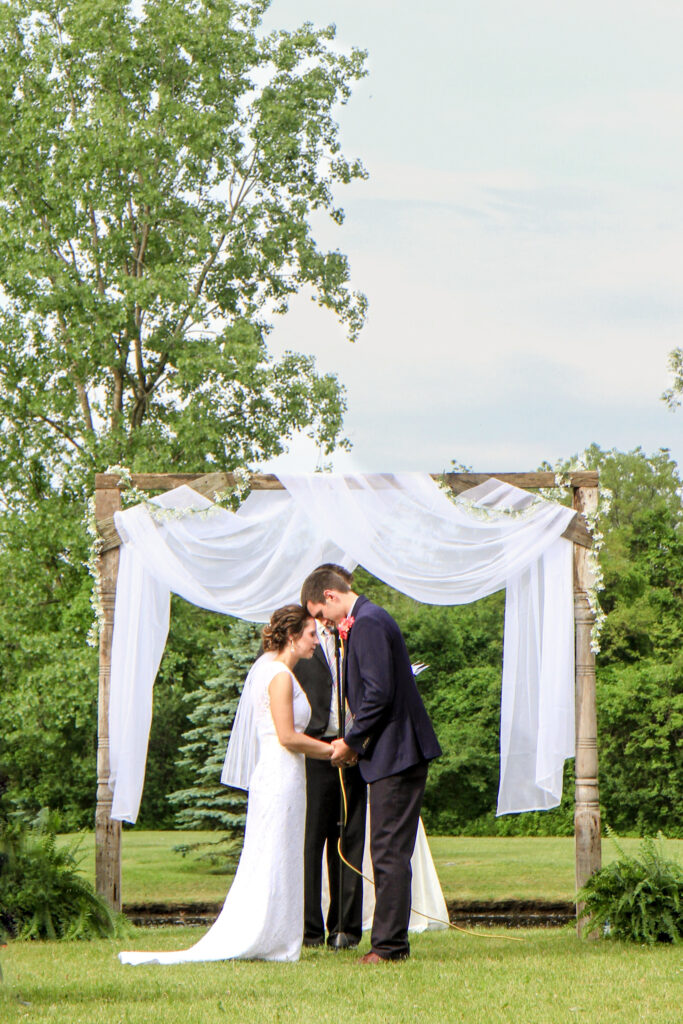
left=61, top=831, right=683, bottom=904
left=5, top=836, right=680, bottom=1023
left=1, top=927, right=680, bottom=1024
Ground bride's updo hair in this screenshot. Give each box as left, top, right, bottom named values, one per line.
left=262, top=604, right=312, bottom=652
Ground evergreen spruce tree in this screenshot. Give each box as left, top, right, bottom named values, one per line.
left=169, top=621, right=261, bottom=854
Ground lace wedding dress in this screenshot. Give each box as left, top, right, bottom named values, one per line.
left=119, top=657, right=311, bottom=964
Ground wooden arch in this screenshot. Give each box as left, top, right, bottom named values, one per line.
left=94, top=470, right=601, bottom=933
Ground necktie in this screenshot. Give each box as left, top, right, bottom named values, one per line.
left=323, top=630, right=339, bottom=734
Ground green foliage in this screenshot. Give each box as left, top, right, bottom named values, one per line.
left=0, top=0, right=367, bottom=499
left=421, top=666, right=501, bottom=833
left=0, top=483, right=98, bottom=829
left=578, top=831, right=683, bottom=944
left=582, top=445, right=683, bottom=664
left=169, top=620, right=261, bottom=865
left=662, top=346, right=683, bottom=411
left=596, top=661, right=682, bottom=837
left=0, top=811, right=127, bottom=941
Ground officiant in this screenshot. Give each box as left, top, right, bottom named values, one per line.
left=294, top=566, right=367, bottom=949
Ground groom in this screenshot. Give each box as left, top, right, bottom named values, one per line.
left=301, top=566, right=441, bottom=962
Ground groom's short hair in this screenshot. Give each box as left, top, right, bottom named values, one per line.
left=301, top=566, right=352, bottom=606
left=318, top=563, right=353, bottom=585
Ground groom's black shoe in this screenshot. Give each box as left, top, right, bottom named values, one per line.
left=303, top=937, right=325, bottom=948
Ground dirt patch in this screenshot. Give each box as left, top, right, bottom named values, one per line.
left=124, top=899, right=575, bottom=929
left=447, top=899, right=574, bottom=928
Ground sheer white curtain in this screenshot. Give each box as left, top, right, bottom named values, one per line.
left=108, top=473, right=575, bottom=823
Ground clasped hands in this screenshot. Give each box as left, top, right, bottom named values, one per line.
left=329, top=738, right=358, bottom=767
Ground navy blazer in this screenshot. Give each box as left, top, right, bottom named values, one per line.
left=343, top=596, right=441, bottom=783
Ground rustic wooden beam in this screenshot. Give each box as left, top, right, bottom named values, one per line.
left=95, top=485, right=122, bottom=912
left=441, top=471, right=598, bottom=490
left=95, top=471, right=595, bottom=552
left=572, top=482, right=602, bottom=936
left=95, top=470, right=599, bottom=490
left=93, top=471, right=283, bottom=491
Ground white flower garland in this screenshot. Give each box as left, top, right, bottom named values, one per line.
left=437, top=475, right=546, bottom=522
left=540, top=458, right=612, bottom=654
left=452, top=494, right=545, bottom=522
left=104, top=464, right=252, bottom=521
left=86, top=464, right=252, bottom=646
left=85, top=495, right=104, bottom=648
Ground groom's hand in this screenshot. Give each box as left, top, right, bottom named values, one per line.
left=330, top=739, right=357, bottom=767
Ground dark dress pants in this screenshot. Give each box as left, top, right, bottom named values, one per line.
left=368, top=759, right=428, bottom=959
left=304, top=758, right=366, bottom=944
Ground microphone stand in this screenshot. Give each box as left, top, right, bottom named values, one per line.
left=328, top=626, right=352, bottom=951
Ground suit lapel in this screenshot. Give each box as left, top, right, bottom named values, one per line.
left=313, top=643, right=331, bottom=676
left=342, top=595, right=367, bottom=714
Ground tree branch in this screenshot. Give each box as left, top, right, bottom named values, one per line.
left=88, top=203, right=106, bottom=295
left=34, top=412, right=85, bottom=452
left=126, top=152, right=260, bottom=428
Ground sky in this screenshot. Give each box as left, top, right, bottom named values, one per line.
left=258, top=0, right=683, bottom=475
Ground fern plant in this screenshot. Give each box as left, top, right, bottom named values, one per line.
left=578, top=829, right=682, bottom=944
left=0, top=811, right=128, bottom=940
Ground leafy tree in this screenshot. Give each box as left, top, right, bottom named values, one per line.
left=0, top=0, right=366, bottom=827
left=542, top=446, right=683, bottom=835
left=579, top=445, right=683, bottom=665
left=420, top=665, right=501, bottom=834
left=0, top=484, right=98, bottom=828
left=0, top=0, right=367, bottom=498
left=597, top=661, right=682, bottom=837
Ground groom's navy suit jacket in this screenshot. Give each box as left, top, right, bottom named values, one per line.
left=343, top=596, right=441, bottom=783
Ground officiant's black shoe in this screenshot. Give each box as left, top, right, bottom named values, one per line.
left=303, top=937, right=325, bottom=948
left=327, top=932, right=358, bottom=950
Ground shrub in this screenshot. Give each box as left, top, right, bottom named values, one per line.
left=577, top=831, right=682, bottom=944
left=0, top=811, right=127, bottom=940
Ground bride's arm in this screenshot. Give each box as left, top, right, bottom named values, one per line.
left=269, top=673, right=333, bottom=760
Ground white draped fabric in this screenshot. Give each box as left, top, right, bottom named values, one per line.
left=108, top=472, right=576, bottom=824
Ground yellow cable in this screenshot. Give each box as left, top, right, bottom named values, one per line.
left=336, top=767, right=523, bottom=943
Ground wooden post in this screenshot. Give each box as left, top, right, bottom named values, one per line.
left=95, top=482, right=122, bottom=911
left=572, top=482, right=602, bottom=934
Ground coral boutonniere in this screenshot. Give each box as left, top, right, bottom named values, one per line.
left=338, top=616, right=355, bottom=641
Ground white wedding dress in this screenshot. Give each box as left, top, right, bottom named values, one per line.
left=119, top=658, right=311, bottom=964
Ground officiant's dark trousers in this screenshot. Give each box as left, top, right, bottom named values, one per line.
left=369, top=760, right=428, bottom=960
left=304, top=759, right=366, bottom=945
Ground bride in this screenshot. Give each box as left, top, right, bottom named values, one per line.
left=119, top=606, right=334, bottom=964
